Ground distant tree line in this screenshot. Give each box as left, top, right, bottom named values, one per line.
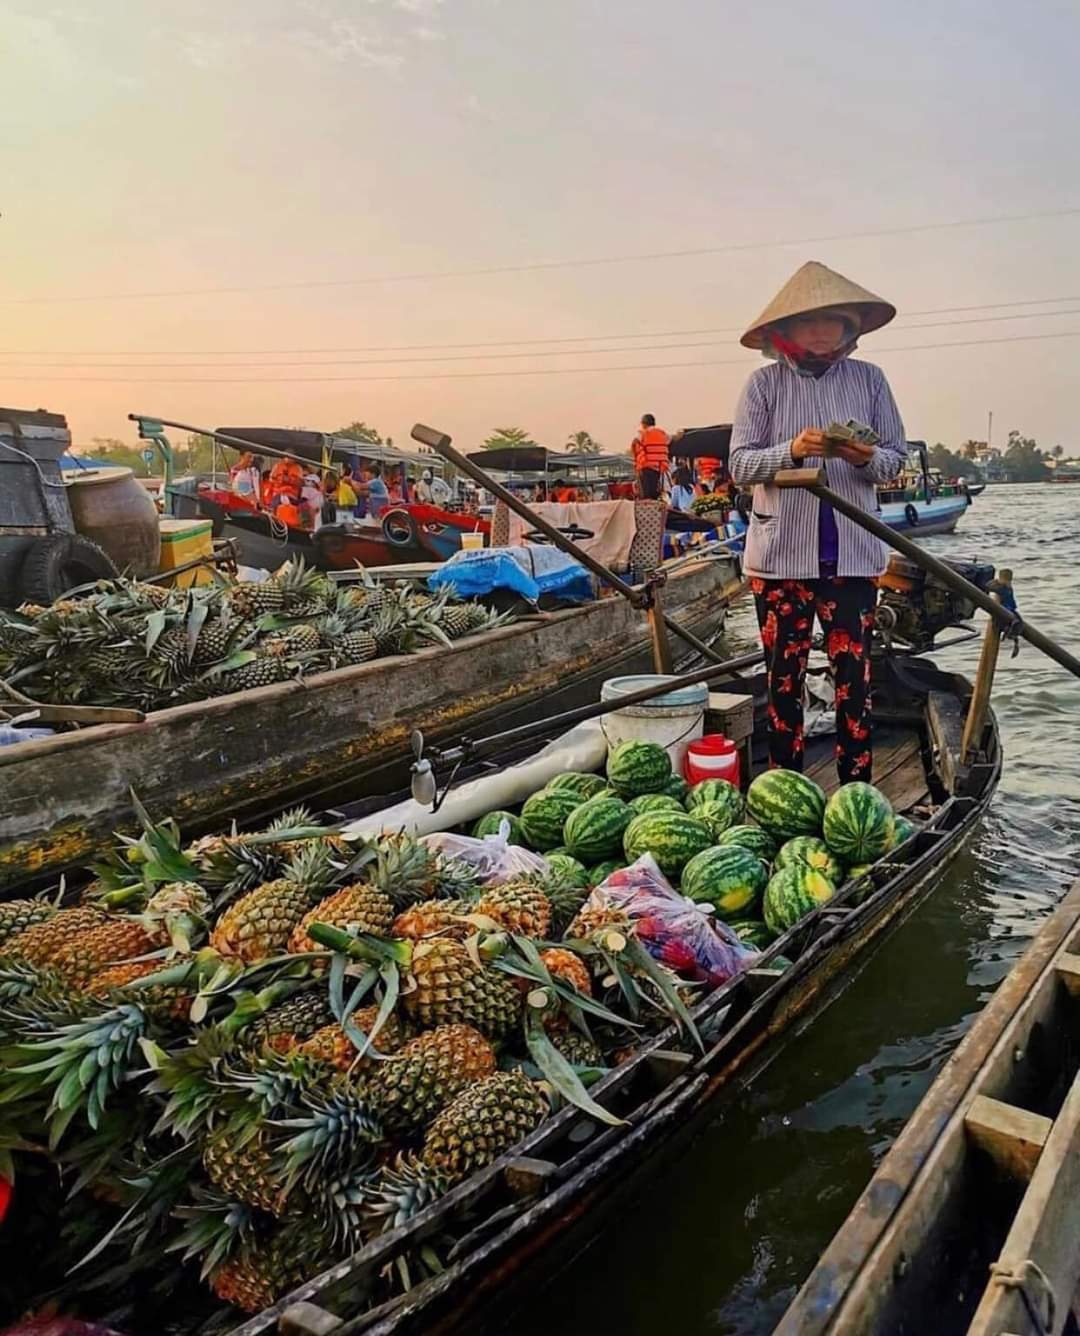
left=928, top=430, right=1063, bottom=483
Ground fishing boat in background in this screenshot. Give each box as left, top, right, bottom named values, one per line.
left=778, top=875, right=1080, bottom=1336
left=878, top=440, right=977, bottom=538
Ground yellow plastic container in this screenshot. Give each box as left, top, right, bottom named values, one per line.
left=460, top=531, right=485, bottom=551
left=157, top=518, right=214, bottom=587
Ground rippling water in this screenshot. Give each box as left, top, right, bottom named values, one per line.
left=510, top=483, right=1080, bottom=1336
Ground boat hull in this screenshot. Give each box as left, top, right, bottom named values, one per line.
left=880, top=494, right=969, bottom=538
left=0, top=554, right=742, bottom=887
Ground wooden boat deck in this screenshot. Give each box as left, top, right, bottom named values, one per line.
left=803, top=726, right=930, bottom=812
left=778, top=877, right=1080, bottom=1336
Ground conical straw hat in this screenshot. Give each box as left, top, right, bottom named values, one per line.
left=740, top=261, right=896, bottom=349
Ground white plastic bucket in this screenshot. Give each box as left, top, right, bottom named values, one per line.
left=599, top=674, right=708, bottom=774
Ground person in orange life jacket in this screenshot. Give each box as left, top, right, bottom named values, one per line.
left=632, top=414, right=669, bottom=499
left=267, top=456, right=304, bottom=511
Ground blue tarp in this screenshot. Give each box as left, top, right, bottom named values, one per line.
left=428, top=546, right=594, bottom=604
left=60, top=455, right=113, bottom=470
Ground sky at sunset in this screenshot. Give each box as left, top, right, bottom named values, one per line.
left=2, top=0, right=1079, bottom=456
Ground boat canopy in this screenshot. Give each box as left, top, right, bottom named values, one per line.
left=466, top=446, right=635, bottom=479
left=670, top=424, right=733, bottom=462
left=215, top=426, right=435, bottom=470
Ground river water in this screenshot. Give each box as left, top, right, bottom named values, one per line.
left=512, top=483, right=1080, bottom=1336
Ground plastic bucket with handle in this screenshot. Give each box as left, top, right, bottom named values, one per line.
left=599, top=675, right=708, bottom=774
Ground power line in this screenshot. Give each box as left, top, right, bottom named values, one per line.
left=1, top=294, right=1077, bottom=358
left=4, top=305, right=1079, bottom=370
left=1, top=329, right=1077, bottom=384
left=2, top=206, right=1078, bottom=306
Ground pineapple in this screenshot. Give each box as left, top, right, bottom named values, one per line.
left=86, top=957, right=194, bottom=1022
left=299, top=1006, right=409, bottom=1074
left=403, top=939, right=521, bottom=1040
left=210, top=1229, right=313, bottom=1314
left=185, top=833, right=283, bottom=903
left=439, top=604, right=472, bottom=640
left=4, top=905, right=109, bottom=968
left=566, top=902, right=634, bottom=944
left=546, top=878, right=591, bottom=938
left=366, top=1024, right=496, bottom=1134
left=0, top=897, right=57, bottom=947
left=50, top=919, right=162, bottom=990
left=552, top=1031, right=606, bottom=1068
left=539, top=947, right=592, bottom=997
left=225, top=580, right=284, bottom=620
left=287, top=882, right=395, bottom=955
left=244, top=989, right=335, bottom=1053
left=364, top=1153, right=452, bottom=1236
left=421, top=1072, right=547, bottom=1183
left=210, top=844, right=338, bottom=963
left=392, top=898, right=470, bottom=941
left=283, top=623, right=322, bottom=655
left=275, top=558, right=331, bottom=614
left=218, top=654, right=291, bottom=694
left=366, top=833, right=443, bottom=910
left=472, top=879, right=552, bottom=938
left=203, top=1130, right=289, bottom=1217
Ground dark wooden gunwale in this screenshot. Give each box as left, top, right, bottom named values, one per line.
left=228, top=665, right=1001, bottom=1336
left=0, top=554, right=743, bottom=889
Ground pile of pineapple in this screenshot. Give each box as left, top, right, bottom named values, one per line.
left=0, top=803, right=696, bottom=1322
left=0, top=558, right=509, bottom=712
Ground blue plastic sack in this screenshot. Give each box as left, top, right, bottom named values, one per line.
left=428, top=547, right=593, bottom=604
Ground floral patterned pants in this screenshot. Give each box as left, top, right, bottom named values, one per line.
left=750, top=576, right=876, bottom=783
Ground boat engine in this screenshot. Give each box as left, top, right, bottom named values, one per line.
left=876, top=554, right=995, bottom=651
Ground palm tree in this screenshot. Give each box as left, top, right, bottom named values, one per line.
left=566, top=430, right=602, bottom=455
left=482, top=426, right=538, bottom=450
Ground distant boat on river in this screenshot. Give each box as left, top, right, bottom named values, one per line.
left=877, top=441, right=977, bottom=538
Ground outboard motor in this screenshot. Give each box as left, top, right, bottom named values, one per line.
left=876, top=553, right=995, bottom=651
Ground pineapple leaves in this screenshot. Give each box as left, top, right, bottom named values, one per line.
left=184, top=598, right=209, bottom=663
left=144, top=608, right=167, bottom=654
left=524, top=1013, right=625, bottom=1127
left=619, top=936, right=702, bottom=1052
left=343, top=960, right=399, bottom=1062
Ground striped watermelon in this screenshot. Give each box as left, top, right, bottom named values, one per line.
left=716, top=824, right=778, bottom=864
left=692, top=799, right=743, bottom=840
left=471, top=810, right=524, bottom=844
left=606, top=740, right=672, bottom=797
left=519, top=789, right=583, bottom=851
left=686, top=778, right=744, bottom=823
left=846, top=863, right=874, bottom=881
left=545, top=852, right=590, bottom=889
left=627, top=793, right=684, bottom=816
left=823, top=783, right=895, bottom=863
left=891, top=814, right=917, bottom=848
left=680, top=845, right=768, bottom=919
left=661, top=775, right=691, bottom=802
left=728, top=918, right=777, bottom=950
left=747, top=769, right=826, bottom=841
left=588, top=859, right=626, bottom=886
left=547, top=772, right=608, bottom=800
left=622, top=810, right=712, bottom=877
left=590, top=786, right=619, bottom=801
left=563, top=797, right=634, bottom=862
left=774, top=836, right=845, bottom=886
left=763, top=865, right=836, bottom=935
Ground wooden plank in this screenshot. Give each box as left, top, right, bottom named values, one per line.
left=1055, top=952, right=1080, bottom=998
left=964, top=1094, right=1051, bottom=1181
left=280, top=1303, right=344, bottom=1335
left=927, top=690, right=967, bottom=796
left=776, top=878, right=1080, bottom=1336
left=967, top=1066, right=1080, bottom=1336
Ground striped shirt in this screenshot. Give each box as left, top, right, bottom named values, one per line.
left=730, top=358, right=907, bottom=579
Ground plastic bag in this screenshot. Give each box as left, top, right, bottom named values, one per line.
left=583, top=854, right=758, bottom=985
left=420, top=823, right=549, bottom=885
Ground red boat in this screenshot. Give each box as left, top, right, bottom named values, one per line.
left=192, top=485, right=489, bottom=570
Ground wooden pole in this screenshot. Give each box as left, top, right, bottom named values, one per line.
left=646, top=585, right=674, bottom=674
left=961, top=570, right=1010, bottom=763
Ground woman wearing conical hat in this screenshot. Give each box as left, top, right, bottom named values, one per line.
left=730, top=261, right=908, bottom=783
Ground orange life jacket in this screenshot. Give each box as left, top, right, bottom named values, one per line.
left=634, top=427, right=670, bottom=472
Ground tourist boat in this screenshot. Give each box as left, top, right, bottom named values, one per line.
left=877, top=443, right=975, bottom=538
left=0, top=542, right=742, bottom=888
left=224, top=638, right=1001, bottom=1335
left=777, top=874, right=1080, bottom=1336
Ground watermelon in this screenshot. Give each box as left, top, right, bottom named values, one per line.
left=716, top=824, right=778, bottom=864
left=471, top=810, right=524, bottom=844
left=563, top=797, right=634, bottom=862
left=661, top=774, right=691, bottom=802
left=545, top=846, right=571, bottom=859
left=846, top=863, right=874, bottom=881
left=627, top=793, right=684, bottom=816
left=606, top=740, right=672, bottom=797
left=622, top=810, right=712, bottom=877
left=544, top=852, right=590, bottom=889
left=774, top=836, right=845, bottom=886
left=823, top=783, right=895, bottom=863
left=728, top=917, right=776, bottom=950
left=692, top=799, right=743, bottom=840
left=590, top=786, right=619, bottom=801
left=547, top=772, right=608, bottom=800
left=681, top=845, right=768, bottom=919
left=747, top=769, right=826, bottom=840
left=519, top=789, right=583, bottom=851
left=763, top=865, right=836, bottom=935
left=891, top=814, right=917, bottom=848
left=588, top=859, right=626, bottom=886
left=685, top=778, right=744, bottom=824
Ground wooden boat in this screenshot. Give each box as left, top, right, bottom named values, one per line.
left=227, top=646, right=1001, bottom=1336
left=777, top=875, right=1080, bottom=1336
left=0, top=546, right=742, bottom=889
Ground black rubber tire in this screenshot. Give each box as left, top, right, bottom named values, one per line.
left=17, top=534, right=119, bottom=604
left=904, top=503, right=920, bottom=527
left=381, top=509, right=421, bottom=549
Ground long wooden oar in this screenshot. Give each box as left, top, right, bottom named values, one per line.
left=775, top=467, right=1080, bottom=681
left=411, top=423, right=732, bottom=670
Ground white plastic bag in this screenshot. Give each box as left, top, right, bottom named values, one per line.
left=420, top=821, right=549, bottom=885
